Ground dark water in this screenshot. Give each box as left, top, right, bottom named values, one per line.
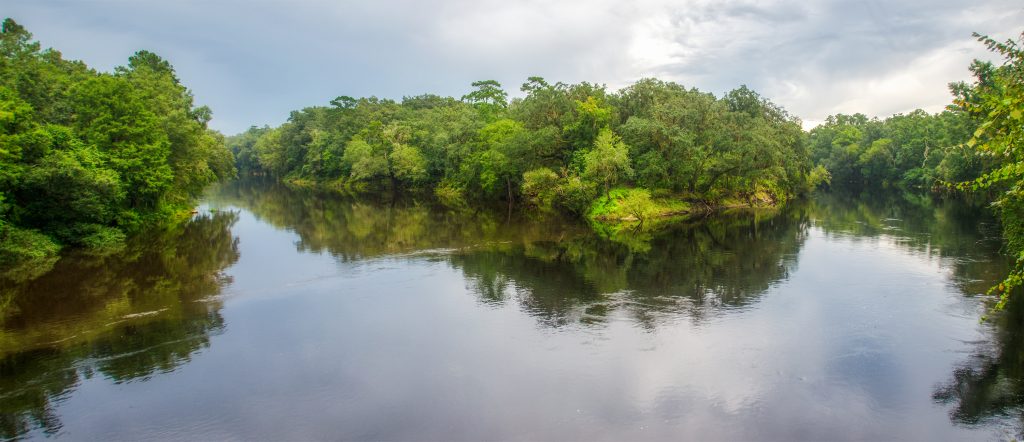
left=2, top=180, right=1022, bottom=440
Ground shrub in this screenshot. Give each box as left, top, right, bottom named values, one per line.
left=617, top=188, right=657, bottom=222
left=521, top=167, right=559, bottom=208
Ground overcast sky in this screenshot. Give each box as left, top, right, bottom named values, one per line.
left=6, top=0, right=1023, bottom=134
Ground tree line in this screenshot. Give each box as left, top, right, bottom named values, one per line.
left=228, top=78, right=815, bottom=218
left=0, top=19, right=235, bottom=270
left=807, top=110, right=979, bottom=190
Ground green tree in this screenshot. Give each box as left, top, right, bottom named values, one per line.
left=226, top=126, right=271, bottom=175
left=70, top=74, right=173, bottom=209
left=390, top=143, right=428, bottom=184
left=342, top=136, right=387, bottom=181
left=239, top=74, right=815, bottom=220
left=0, top=19, right=235, bottom=268
left=955, top=31, right=1024, bottom=309
left=521, top=167, right=560, bottom=208
left=859, top=138, right=896, bottom=186
left=470, top=118, right=527, bottom=200
left=462, top=80, right=508, bottom=122
left=584, top=129, right=633, bottom=200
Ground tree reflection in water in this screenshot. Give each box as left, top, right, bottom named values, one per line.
left=213, top=180, right=1024, bottom=435
left=0, top=212, right=239, bottom=439
left=450, top=208, right=808, bottom=328
left=5, top=179, right=1022, bottom=438
left=933, top=291, right=1024, bottom=438
left=212, top=179, right=809, bottom=328
left=804, top=191, right=1024, bottom=437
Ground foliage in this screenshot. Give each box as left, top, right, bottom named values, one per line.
left=521, top=167, right=560, bottom=208
left=808, top=111, right=977, bottom=190
left=583, top=129, right=633, bottom=199
left=952, top=31, right=1024, bottom=310
left=588, top=188, right=657, bottom=222
left=554, top=175, right=598, bottom=216
left=616, top=81, right=809, bottom=200
left=617, top=188, right=658, bottom=222
left=462, top=80, right=509, bottom=122
left=0, top=19, right=235, bottom=267
left=342, top=136, right=387, bottom=181
left=807, top=164, right=832, bottom=190
left=0, top=222, right=59, bottom=280
left=433, top=180, right=466, bottom=206
left=226, top=125, right=270, bottom=175
left=237, top=76, right=814, bottom=221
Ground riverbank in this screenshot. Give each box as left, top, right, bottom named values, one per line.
left=0, top=206, right=204, bottom=290
left=279, top=175, right=788, bottom=227
left=586, top=187, right=782, bottom=223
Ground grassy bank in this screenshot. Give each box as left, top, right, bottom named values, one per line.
left=587, top=187, right=782, bottom=222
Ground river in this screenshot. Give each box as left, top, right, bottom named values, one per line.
left=1, top=179, right=1021, bottom=440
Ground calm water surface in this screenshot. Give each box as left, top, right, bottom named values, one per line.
left=2, top=180, right=1021, bottom=440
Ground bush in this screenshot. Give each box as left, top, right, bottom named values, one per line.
left=0, top=223, right=60, bottom=281
left=555, top=175, right=597, bottom=216
left=618, top=188, right=657, bottom=221
left=807, top=165, right=832, bottom=190
left=17, top=145, right=125, bottom=230
left=521, top=167, right=559, bottom=208
left=588, top=187, right=657, bottom=222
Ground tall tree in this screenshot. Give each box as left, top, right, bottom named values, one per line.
left=462, top=80, right=508, bottom=122
left=584, top=129, right=633, bottom=200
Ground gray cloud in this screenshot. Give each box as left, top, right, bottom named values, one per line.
left=638, top=0, right=1023, bottom=125
left=5, top=0, right=1022, bottom=133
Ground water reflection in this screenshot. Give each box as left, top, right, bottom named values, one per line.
left=808, top=191, right=1024, bottom=436
left=933, top=294, right=1024, bottom=437
left=213, top=181, right=1024, bottom=435
left=807, top=191, right=1007, bottom=296
left=0, top=212, right=239, bottom=439
left=450, top=209, right=808, bottom=328
left=211, top=179, right=590, bottom=261
left=3, top=179, right=1024, bottom=439
left=211, top=181, right=810, bottom=328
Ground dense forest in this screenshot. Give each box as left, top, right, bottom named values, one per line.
left=228, top=78, right=816, bottom=221
left=0, top=19, right=235, bottom=272
left=807, top=110, right=980, bottom=190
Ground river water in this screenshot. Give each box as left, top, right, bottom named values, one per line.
left=1, top=180, right=1021, bottom=440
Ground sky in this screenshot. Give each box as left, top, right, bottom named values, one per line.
left=6, top=0, right=1023, bottom=134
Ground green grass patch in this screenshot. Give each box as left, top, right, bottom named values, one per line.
left=588, top=187, right=692, bottom=222
left=0, top=224, right=60, bottom=282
